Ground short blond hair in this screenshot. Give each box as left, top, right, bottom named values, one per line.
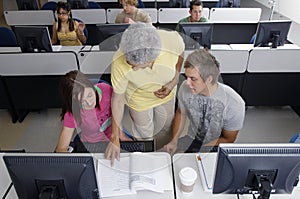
left=120, top=0, right=138, bottom=6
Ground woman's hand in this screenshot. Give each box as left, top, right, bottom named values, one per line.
left=77, top=22, right=85, bottom=33
left=154, top=78, right=178, bottom=99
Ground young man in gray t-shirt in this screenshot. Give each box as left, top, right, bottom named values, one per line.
left=164, top=49, right=245, bottom=154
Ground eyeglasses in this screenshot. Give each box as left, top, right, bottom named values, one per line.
left=57, top=12, right=68, bottom=16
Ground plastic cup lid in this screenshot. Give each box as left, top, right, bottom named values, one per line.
left=179, top=167, right=197, bottom=186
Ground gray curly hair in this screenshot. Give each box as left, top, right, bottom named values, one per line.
left=119, top=22, right=162, bottom=65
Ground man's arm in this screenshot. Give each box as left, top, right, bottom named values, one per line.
left=205, top=129, right=239, bottom=146
left=164, top=107, right=187, bottom=155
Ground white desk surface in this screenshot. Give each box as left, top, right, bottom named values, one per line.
left=0, top=47, right=21, bottom=53
left=172, top=153, right=300, bottom=199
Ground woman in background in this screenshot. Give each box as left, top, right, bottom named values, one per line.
left=51, top=1, right=86, bottom=46
left=115, top=0, right=151, bottom=24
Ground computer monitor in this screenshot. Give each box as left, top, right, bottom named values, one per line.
left=16, top=0, right=39, bottom=10
left=96, top=24, right=130, bottom=51
left=178, top=22, right=214, bottom=49
left=13, top=26, right=53, bottom=53
left=213, top=143, right=300, bottom=199
left=3, top=153, right=100, bottom=199
left=219, top=0, right=240, bottom=7
left=67, top=0, right=88, bottom=9
left=254, top=20, right=292, bottom=48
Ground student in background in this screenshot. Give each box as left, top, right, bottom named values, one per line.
left=55, top=70, right=120, bottom=153
left=106, top=23, right=184, bottom=163
left=115, top=0, right=151, bottom=24
left=51, top=1, right=86, bottom=46
left=164, top=49, right=245, bottom=155
left=175, top=0, right=208, bottom=31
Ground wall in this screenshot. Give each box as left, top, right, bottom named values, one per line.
left=254, top=0, right=300, bottom=23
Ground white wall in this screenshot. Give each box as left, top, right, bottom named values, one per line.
left=255, top=0, right=300, bottom=23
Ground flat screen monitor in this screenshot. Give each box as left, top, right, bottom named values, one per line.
left=213, top=143, right=300, bottom=199
left=219, top=0, right=240, bottom=7
left=178, top=22, right=213, bottom=49
left=96, top=24, right=130, bottom=51
left=14, top=26, right=53, bottom=53
left=3, top=153, right=100, bottom=199
left=67, top=0, right=88, bottom=9
left=254, top=20, right=292, bottom=48
left=16, top=0, right=39, bottom=10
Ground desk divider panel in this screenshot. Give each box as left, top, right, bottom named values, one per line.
left=209, top=8, right=262, bottom=22
left=106, top=8, right=123, bottom=24
left=247, top=48, right=300, bottom=73
left=71, top=9, right=107, bottom=24
left=0, top=52, right=79, bottom=76
left=158, top=8, right=190, bottom=23
left=141, top=8, right=158, bottom=23
left=78, top=50, right=115, bottom=74
left=4, top=10, right=55, bottom=26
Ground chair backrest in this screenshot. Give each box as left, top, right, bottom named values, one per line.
left=137, top=0, right=145, bottom=8
left=0, top=27, right=18, bottom=47
left=73, top=18, right=88, bottom=42
left=41, top=1, right=58, bottom=12
left=88, top=1, right=101, bottom=9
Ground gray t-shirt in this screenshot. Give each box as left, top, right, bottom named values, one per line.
left=178, top=81, right=245, bottom=144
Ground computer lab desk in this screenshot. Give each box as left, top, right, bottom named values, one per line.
left=0, top=152, right=174, bottom=199
left=173, top=153, right=300, bottom=199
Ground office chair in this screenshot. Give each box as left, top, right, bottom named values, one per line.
left=0, top=27, right=18, bottom=47
left=137, top=0, right=145, bottom=8
left=250, top=34, right=256, bottom=44
left=88, top=1, right=101, bottom=9
left=290, top=133, right=300, bottom=143
left=73, top=18, right=88, bottom=44
left=41, top=1, right=58, bottom=12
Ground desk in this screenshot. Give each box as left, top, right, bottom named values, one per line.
left=0, top=152, right=174, bottom=199
left=172, top=153, right=300, bottom=199
left=0, top=51, right=79, bottom=122
left=242, top=45, right=300, bottom=106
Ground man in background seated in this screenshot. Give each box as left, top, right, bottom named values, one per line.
left=115, top=0, right=151, bottom=24
left=175, top=0, right=208, bottom=31
left=164, top=49, right=245, bottom=155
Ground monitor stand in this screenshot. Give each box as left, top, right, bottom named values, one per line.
left=245, top=169, right=278, bottom=199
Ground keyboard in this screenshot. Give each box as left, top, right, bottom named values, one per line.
left=120, top=141, right=154, bottom=152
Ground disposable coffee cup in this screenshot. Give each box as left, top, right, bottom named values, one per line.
left=179, top=167, right=197, bottom=194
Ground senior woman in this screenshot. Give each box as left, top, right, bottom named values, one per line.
left=105, top=22, right=185, bottom=164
